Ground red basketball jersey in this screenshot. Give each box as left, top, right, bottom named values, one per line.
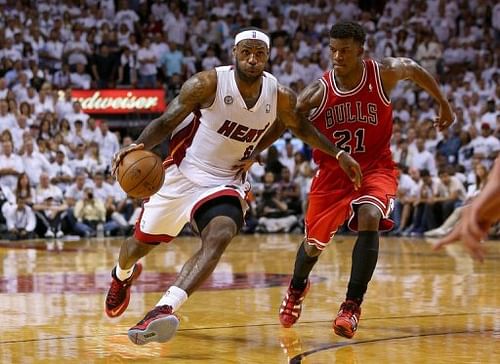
left=309, top=58, right=394, bottom=180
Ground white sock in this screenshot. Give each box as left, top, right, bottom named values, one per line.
left=156, top=286, right=188, bottom=312
left=116, top=263, right=135, bottom=281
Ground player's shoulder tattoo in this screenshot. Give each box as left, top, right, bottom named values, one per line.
left=180, top=70, right=217, bottom=103
left=277, top=83, right=298, bottom=109
left=297, top=80, right=324, bottom=110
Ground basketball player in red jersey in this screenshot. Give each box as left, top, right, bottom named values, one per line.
left=104, top=27, right=361, bottom=345
left=277, top=22, right=455, bottom=338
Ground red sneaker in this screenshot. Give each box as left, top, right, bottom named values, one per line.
left=128, top=305, right=180, bottom=345
left=105, top=263, right=143, bottom=318
left=332, top=300, right=361, bottom=339
left=279, top=280, right=310, bottom=328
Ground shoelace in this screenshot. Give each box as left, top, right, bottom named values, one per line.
left=137, top=305, right=172, bottom=325
left=341, top=302, right=359, bottom=315
left=107, top=280, right=126, bottom=305
left=283, top=289, right=304, bottom=313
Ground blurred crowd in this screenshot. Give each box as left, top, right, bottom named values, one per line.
left=0, top=0, right=499, bottom=240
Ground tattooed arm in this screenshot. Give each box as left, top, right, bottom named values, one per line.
left=277, top=82, right=362, bottom=189
left=379, top=57, right=454, bottom=131
left=135, top=70, right=217, bottom=149
left=111, top=70, right=217, bottom=174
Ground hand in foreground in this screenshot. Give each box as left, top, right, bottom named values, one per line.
left=434, top=101, right=455, bottom=131
left=111, top=143, right=144, bottom=177
left=432, top=206, right=488, bottom=262
left=338, top=152, right=362, bottom=190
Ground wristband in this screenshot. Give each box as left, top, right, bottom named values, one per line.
left=335, top=150, right=345, bottom=160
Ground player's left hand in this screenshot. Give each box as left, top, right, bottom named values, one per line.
left=434, top=101, right=455, bottom=131
left=338, top=152, right=362, bottom=190
left=233, top=155, right=260, bottom=181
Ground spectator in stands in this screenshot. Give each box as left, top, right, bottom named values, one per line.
left=0, top=99, right=16, bottom=132
left=70, top=63, right=92, bottom=89
left=393, top=166, right=420, bottom=235
left=52, top=63, right=72, bottom=89
left=118, top=45, right=137, bottom=87
left=137, top=37, right=157, bottom=88
left=255, top=172, right=298, bottom=233
left=160, top=41, right=184, bottom=84
left=66, top=101, right=90, bottom=130
left=426, top=162, right=489, bottom=238
left=14, top=173, right=35, bottom=206
left=411, top=137, right=437, bottom=176
left=50, top=150, right=74, bottom=194
left=98, top=121, right=119, bottom=165
left=39, top=29, right=64, bottom=72
left=87, top=141, right=107, bottom=175
left=22, top=139, right=52, bottom=186
left=471, top=123, right=500, bottom=169
left=73, top=186, right=107, bottom=237
left=91, top=44, right=117, bottom=89
left=406, top=169, right=446, bottom=236
left=265, top=145, right=285, bottom=181
left=33, top=172, right=66, bottom=238
left=0, top=140, right=24, bottom=190
left=3, top=196, right=37, bottom=240
left=427, top=167, right=467, bottom=227
left=278, top=166, right=301, bottom=215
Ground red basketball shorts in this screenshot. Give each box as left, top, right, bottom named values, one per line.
left=304, top=167, right=398, bottom=250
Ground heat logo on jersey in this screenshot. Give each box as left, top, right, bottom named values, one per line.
left=217, top=120, right=270, bottom=143
left=325, top=101, right=378, bottom=128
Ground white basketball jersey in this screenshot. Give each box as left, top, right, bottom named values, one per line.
left=169, top=66, right=278, bottom=187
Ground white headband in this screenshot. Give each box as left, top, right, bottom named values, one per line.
left=234, top=30, right=270, bottom=48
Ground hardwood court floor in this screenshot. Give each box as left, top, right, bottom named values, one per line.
left=0, top=234, right=498, bottom=364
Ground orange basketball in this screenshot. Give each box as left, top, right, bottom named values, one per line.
left=116, top=149, right=165, bottom=199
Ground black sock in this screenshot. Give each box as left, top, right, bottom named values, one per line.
left=346, top=231, right=379, bottom=305
left=291, top=242, right=319, bottom=290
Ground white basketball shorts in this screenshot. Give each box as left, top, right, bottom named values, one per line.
left=134, top=161, right=250, bottom=244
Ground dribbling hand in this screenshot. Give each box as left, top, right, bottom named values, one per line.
left=338, top=153, right=362, bottom=190
left=111, top=143, right=144, bottom=178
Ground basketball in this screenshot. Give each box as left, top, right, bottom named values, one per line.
left=116, top=149, right=165, bottom=199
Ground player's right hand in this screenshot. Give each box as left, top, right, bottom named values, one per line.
left=434, top=101, right=455, bottom=131
left=111, top=143, right=144, bottom=178
left=338, top=153, right=362, bottom=190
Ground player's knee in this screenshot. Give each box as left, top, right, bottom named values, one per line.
left=202, top=221, right=237, bottom=252
left=357, top=205, right=382, bottom=228
left=304, top=241, right=322, bottom=257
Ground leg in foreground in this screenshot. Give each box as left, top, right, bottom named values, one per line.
left=128, top=198, right=242, bottom=345
left=333, top=204, right=380, bottom=338
left=279, top=241, right=321, bottom=327
left=105, top=236, right=156, bottom=317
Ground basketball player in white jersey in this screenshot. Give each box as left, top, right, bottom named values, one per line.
left=105, top=28, right=362, bottom=345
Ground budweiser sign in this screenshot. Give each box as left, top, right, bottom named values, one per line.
left=65, top=89, right=166, bottom=114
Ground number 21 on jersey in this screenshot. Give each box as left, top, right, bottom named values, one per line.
left=333, top=129, right=366, bottom=153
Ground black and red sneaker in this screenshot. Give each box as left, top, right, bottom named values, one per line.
left=279, top=280, right=310, bottom=328
left=332, top=300, right=361, bottom=339
left=105, top=263, right=143, bottom=318
left=128, top=305, right=179, bottom=345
